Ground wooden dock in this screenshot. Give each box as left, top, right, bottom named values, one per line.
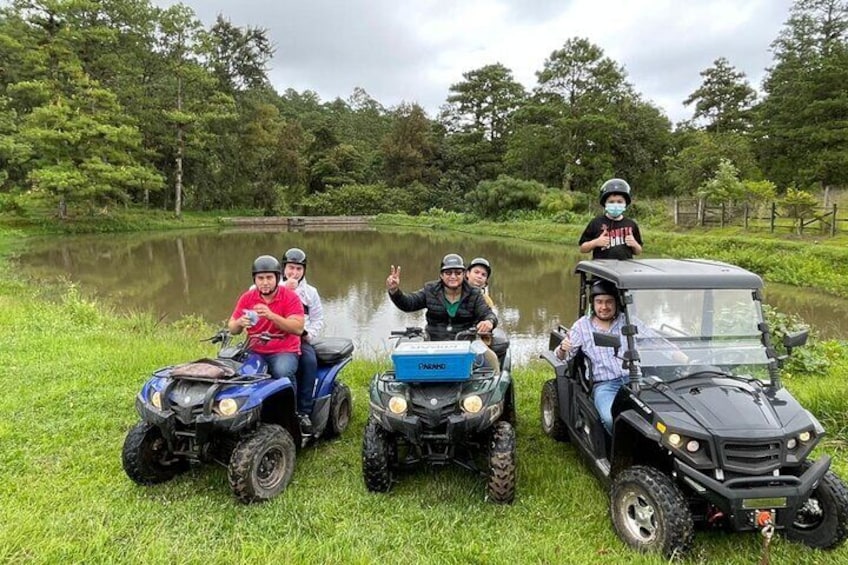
left=220, top=215, right=374, bottom=229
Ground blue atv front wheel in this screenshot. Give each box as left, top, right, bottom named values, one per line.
left=228, top=424, right=296, bottom=503
left=122, top=422, right=187, bottom=485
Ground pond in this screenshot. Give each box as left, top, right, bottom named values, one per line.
left=16, top=226, right=848, bottom=363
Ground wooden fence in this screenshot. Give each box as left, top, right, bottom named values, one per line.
left=673, top=199, right=844, bottom=236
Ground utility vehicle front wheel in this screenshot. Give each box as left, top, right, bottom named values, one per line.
left=362, top=419, right=394, bottom=493
left=540, top=379, right=568, bottom=442
left=122, top=422, right=187, bottom=485
left=228, top=424, right=296, bottom=503
left=786, top=461, right=848, bottom=550
left=327, top=382, right=352, bottom=437
left=487, top=421, right=516, bottom=504
left=610, top=466, right=694, bottom=559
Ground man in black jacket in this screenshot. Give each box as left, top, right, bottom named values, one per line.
left=386, top=253, right=497, bottom=341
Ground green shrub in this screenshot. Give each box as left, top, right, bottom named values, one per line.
left=627, top=198, right=670, bottom=227
left=781, top=187, right=818, bottom=219
left=466, top=175, right=546, bottom=220
left=763, top=305, right=830, bottom=376
left=298, top=183, right=412, bottom=215
left=539, top=190, right=574, bottom=216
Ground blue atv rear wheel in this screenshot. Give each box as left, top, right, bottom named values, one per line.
left=228, top=424, right=296, bottom=503
left=122, top=422, right=187, bottom=485
left=327, top=382, right=352, bottom=438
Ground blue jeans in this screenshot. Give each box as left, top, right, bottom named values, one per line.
left=297, top=341, right=318, bottom=415
left=593, top=376, right=629, bottom=433
left=262, top=352, right=299, bottom=384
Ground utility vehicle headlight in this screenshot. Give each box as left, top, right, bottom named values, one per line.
left=799, top=431, right=812, bottom=443
left=217, top=398, right=239, bottom=416
left=685, top=440, right=700, bottom=453
left=388, top=396, right=407, bottom=415
left=151, top=391, right=162, bottom=409
left=462, top=395, right=483, bottom=414
left=668, top=433, right=683, bottom=448
left=787, top=438, right=797, bottom=450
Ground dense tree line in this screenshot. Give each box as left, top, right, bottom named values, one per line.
left=0, top=0, right=845, bottom=219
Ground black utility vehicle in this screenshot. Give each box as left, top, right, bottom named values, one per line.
left=363, top=328, right=516, bottom=503
left=540, top=259, right=848, bottom=558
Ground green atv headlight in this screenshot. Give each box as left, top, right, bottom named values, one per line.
left=388, top=396, right=408, bottom=415
left=462, top=395, right=483, bottom=414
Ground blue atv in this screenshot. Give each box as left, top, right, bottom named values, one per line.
left=122, top=330, right=354, bottom=503
left=362, top=327, right=516, bottom=503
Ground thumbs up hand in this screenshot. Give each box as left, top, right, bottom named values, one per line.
left=596, top=225, right=611, bottom=249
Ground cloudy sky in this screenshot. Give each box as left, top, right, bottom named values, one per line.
left=154, top=0, right=795, bottom=123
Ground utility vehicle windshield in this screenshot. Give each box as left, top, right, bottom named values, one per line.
left=627, top=288, right=770, bottom=379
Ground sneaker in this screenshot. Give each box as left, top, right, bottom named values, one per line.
left=298, top=413, right=313, bottom=435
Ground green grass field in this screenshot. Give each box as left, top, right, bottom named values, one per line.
left=1, top=272, right=847, bottom=564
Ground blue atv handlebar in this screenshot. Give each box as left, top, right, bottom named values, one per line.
left=203, top=329, right=290, bottom=353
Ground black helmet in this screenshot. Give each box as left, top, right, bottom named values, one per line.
left=283, top=247, right=307, bottom=269
left=252, top=255, right=282, bottom=281
left=468, top=257, right=491, bottom=278
left=599, top=178, right=632, bottom=205
left=440, top=253, right=466, bottom=272
left=589, top=279, right=617, bottom=300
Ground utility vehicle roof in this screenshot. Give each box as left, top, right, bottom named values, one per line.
left=575, top=259, right=763, bottom=290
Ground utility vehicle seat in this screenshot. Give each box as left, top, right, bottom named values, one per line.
left=570, top=351, right=595, bottom=395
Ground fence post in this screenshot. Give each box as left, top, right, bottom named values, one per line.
left=743, top=203, right=749, bottom=230
left=699, top=199, right=705, bottom=226
left=720, top=203, right=725, bottom=227
left=833, top=204, right=838, bottom=237
left=674, top=198, right=679, bottom=226
left=770, top=202, right=776, bottom=233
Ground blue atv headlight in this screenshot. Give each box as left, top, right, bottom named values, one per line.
left=151, top=391, right=162, bottom=409
left=215, top=397, right=246, bottom=416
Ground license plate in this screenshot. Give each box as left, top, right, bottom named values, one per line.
left=742, top=497, right=788, bottom=509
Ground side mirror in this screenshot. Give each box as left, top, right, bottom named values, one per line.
left=593, top=331, right=620, bottom=356
left=549, top=324, right=569, bottom=351
left=783, top=329, right=809, bottom=354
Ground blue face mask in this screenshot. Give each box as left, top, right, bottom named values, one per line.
left=605, top=203, right=626, bottom=218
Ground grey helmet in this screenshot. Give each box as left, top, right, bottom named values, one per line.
left=252, top=255, right=282, bottom=284
left=468, top=257, right=491, bottom=278
left=283, top=247, right=307, bottom=275
left=599, top=178, right=632, bottom=205
left=440, top=253, right=466, bottom=272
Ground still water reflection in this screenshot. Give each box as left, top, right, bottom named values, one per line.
left=17, top=227, right=848, bottom=363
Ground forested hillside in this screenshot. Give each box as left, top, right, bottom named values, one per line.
left=1, top=0, right=845, bottom=219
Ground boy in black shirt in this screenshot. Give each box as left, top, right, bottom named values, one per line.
left=578, top=178, right=643, bottom=260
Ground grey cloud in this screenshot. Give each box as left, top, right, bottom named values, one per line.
left=154, top=0, right=796, bottom=122
left=157, top=0, right=436, bottom=109
left=609, top=2, right=793, bottom=121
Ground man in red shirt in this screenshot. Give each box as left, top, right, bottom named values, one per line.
left=228, top=255, right=305, bottom=393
